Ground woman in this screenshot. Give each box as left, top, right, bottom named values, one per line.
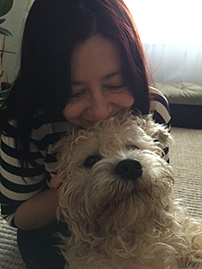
left=0, top=0, right=171, bottom=268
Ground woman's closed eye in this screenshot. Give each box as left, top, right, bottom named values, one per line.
left=70, top=88, right=87, bottom=99
left=105, top=83, right=125, bottom=91
left=70, top=83, right=125, bottom=99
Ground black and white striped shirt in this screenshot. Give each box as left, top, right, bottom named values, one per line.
left=0, top=87, right=171, bottom=226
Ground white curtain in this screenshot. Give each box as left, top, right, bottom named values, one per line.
left=124, top=0, right=202, bottom=84
left=144, top=43, right=202, bottom=84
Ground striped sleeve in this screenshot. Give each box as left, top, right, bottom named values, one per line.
left=149, top=86, right=171, bottom=129
left=0, top=114, right=70, bottom=226
left=149, top=87, right=171, bottom=162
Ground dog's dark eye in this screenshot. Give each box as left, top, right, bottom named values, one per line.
left=84, top=155, right=102, bottom=168
left=127, top=145, right=139, bottom=150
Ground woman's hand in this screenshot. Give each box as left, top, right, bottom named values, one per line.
left=50, top=174, right=63, bottom=190
left=50, top=152, right=62, bottom=190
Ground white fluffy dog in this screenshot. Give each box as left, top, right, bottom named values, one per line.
left=56, top=114, right=202, bottom=269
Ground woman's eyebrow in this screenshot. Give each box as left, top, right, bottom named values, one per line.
left=102, top=70, right=122, bottom=81
left=71, top=70, right=122, bottom=85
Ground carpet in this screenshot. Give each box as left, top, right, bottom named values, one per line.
left=0, top=220, right=26, bottom=269
left=170, top=127, right=202, bottom=219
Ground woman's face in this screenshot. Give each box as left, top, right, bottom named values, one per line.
left=63, top=35, right=134, bottom=129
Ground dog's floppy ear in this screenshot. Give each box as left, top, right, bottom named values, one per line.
left=137, top=114, right=172, bottom=150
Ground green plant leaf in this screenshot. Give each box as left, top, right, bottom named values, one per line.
left=0, top=26, right=12, bottom=36
left=0, top=18, right=5, bottom=24
left=0, top=0, right=14, bottom=17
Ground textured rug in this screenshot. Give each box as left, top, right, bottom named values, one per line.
left=0, top=127, right=202, bottom=268
left=0, top=220, right=26, bottom=269
left=170, top=127, right=202, bottom=219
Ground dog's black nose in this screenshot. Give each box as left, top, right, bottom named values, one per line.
left=115, top=158, right=142, bottom=181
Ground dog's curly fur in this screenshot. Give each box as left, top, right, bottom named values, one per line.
left=56, top=114, right=202, bottom=269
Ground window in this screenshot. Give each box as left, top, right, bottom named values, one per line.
left=124, top=0, right=202, bottom=44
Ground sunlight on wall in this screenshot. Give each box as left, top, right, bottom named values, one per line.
left=124, top=0, right=202, bottom=44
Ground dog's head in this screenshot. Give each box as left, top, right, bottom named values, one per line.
left=56, top=114, right=174, bottom=234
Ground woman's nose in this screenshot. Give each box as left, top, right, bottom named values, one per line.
left=90, top=93, right=113, bottom=121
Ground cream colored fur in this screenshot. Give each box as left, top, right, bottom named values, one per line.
left=56, top=114, right=202, bottom=269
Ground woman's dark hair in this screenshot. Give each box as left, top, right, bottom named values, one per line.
left=0, top=0, right=151, bottom=155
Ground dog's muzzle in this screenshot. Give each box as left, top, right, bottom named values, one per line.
left=115, top=158, right=142, bottom=181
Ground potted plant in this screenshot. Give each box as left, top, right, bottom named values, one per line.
left=0, top=0, right=14, bottom=106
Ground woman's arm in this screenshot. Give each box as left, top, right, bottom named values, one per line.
left=14, top=174, right=62, bottom=231
left=14, top=188, right=59, bottom=230
left=0, top=134, right=47, bottom=227
left=0, top=119, right=67, bottom=229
